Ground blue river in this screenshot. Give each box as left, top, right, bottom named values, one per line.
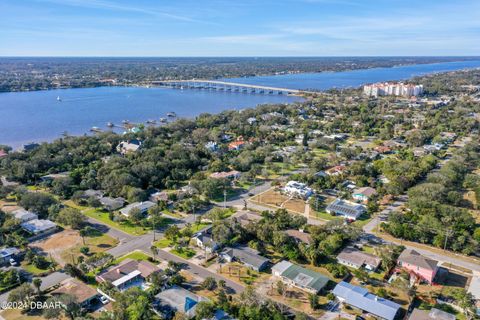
left=1, top=59, right=480, bottom=149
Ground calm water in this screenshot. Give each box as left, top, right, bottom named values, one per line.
left=0, top=87, right=299, bottom=149
left=1, top=59, right=480, bottom=149
left=224, top=60, right=480, bottom=90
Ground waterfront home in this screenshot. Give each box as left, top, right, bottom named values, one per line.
left=284, top=181, right=313, bottom=199
left=119, top=201, right=155, bottom=217
left=12, top=208, right=38, bottom=222
left=117, top=139, right=142, bottom=155
left=396, top=249, right=438, bottom=284
left=52, top=278, right=100, bottom=309
left=326, top=198, right=366, bottom=220
left=271, top=260, right=330, bottom=294
left=209, top=170, right=241, bottom=180
left=100, top=196, right=125, bottom=211
left=333, top=281, right=401, bottom=320
left=284, top=229, right=313, bottom=245
left=336, top=247, right=381, bottom=271
left=96, top=258, right=160, bottom=291
left=220, top=246, right=270, bottom=272
left=408, top=308, right=455, bottom=320
left=21, top=219, right=57, bottom=237
left=0, top=247, right=20, bottom=266
left=352, top=187, right=377, bottom=202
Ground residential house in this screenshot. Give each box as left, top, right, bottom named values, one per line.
left=154, top=286, right=229, bottom=319
left=83, top=189, right=104, bottom=199
left=234, top=211, right=262, bottom=227
left=272, top=260, right=330, bottom=294
left=397, top=249, right=438, bottom=284
left=333, top=281, right=401, bottom=320
left=51, top=278, right=100, bottom=309
left=21, top=219, right=57, bottom=237
left=0, top=150, right=8, bottom=158
left=192, top=233, right=220, bottom=253
left=228, top=140, right=246, bottom=151
left=336, top=247, right=381, bottom=271
left=96, top=258, right=160, bottom=291
left=0, top=247, right=20, bottom=266
left=285, top=229, right=313, bottom=246
left=284, top=181, right=313, bottom=199
left=12, top=208, right=38, bottom=222
left=205, top=141, right=218, bottom=152
left=117, top=139, right=142, bottom=155
left=408, top=308, right=455, bottom=320
left=40, top=171, right=70, bottom=182
left=326, top=198, right=366, bottom=220
left=247, top=117, right=257, bottom=125
left=119, top=201, right=156, bottom=217
left=220, top=246, right=270, bottom=272
left=325, top=165, right=346, bottom=176
left=352, top=187, right=377, bottom=203
left=100, top=197, right=125, bottom=211
left=210, top=171, right=241, bottom=180
left=149, top=191, right=169, bottom=203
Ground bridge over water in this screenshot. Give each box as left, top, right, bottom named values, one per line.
left=150, top=79, right=305, bottom=95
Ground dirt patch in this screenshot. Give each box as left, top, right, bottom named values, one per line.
left=251, top=188, right=307, bottom=214
left=30, top=229, right=82, bottom=266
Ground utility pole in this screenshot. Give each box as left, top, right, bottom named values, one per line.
left=223, top=188, right=227, bottom=209
left=444, top=229, right=453, bottom=251
left=152, top=216, right=156, bottom=242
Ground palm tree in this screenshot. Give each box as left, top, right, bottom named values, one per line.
left=33, top=278, right=42, bottom=296
left=150, top=245, right=159, bottom=261
left=79, top=228, right=87, bottom=245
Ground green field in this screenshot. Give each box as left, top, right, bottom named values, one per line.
left=171, top=247, right=196, bottom=259
left=83, top=208, right=149, bottom=236
left=114, top=251, right=152, bottom=264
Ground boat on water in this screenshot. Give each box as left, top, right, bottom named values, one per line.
left=107, top=122, right=114, bottom=128
left=146, top=119, right=156, bottom=124
left=122, top=120, right=130, bottom=124
left=90, top=127, right=102, bottom=132
left=167, top=112, right=177, bottom=117
left=57, top=96, right=61, bottom=101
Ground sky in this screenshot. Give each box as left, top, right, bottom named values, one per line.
left=1, top=0, right=479, bottom=57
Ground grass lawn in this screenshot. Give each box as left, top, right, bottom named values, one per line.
left=83, top=208, right=149, bottom=236
left=353, top=215, right=373, bottom=228
left=21, top=262, right=52, bottom=276
left=218, top=262, right=261, bottom=285
left=311, top=209, right=342, bottom=221
left=114, top=251, right=151, bottom=264
left=171, top=247, right=196, bottom=259
left=155, top=238, right=173, bottom=248
left=186, top=223, right=211, bottom=233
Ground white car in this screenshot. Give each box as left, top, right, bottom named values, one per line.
left=9, top=258, right=18, bottom=266
left=100, top=296, right=109, bottom=305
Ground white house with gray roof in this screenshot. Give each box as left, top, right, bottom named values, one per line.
left=120, top=201, right=156, bottom=217
left=272, top=260, right=330, bottom=294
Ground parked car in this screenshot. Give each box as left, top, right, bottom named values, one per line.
left=9, top=258, right=18, bottom=266
left=100, top=296, right=109, bottom=305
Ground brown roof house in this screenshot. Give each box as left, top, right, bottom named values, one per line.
left=336, top=247, right=382, bottom=271
left=52, top=278, right=99, bottom=309
left=96, top=258, right=160, bottom=291
left=285, top=229, right=313, bottom=245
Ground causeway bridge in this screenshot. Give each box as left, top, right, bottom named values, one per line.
left=150, top=79, right=303, bottom=95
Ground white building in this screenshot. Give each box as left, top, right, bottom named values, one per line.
left=12, top=208, right=38, bottom=222
left=364, top=82, right=423, bottom=98
left=284, top=181, right=313, bottom=199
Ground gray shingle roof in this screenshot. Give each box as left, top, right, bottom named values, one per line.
left=398, top=249, right=438, bottom=271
